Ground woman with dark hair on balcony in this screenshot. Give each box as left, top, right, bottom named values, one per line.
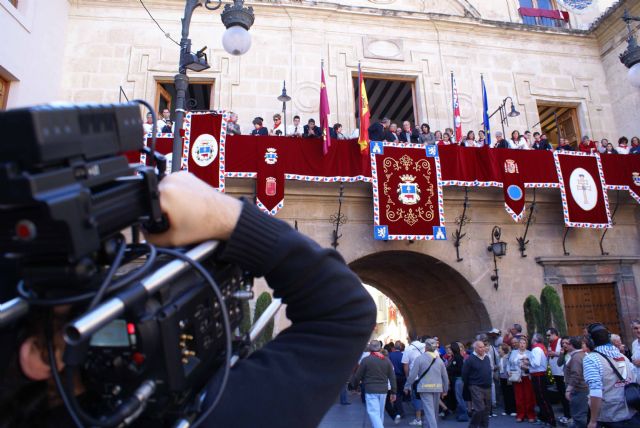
left=438, top=132, right=452, bottom=146
left=630, top=136, right=640, bottom=154
left=462, top=130, right=477, bottom=147
left=604, top=142, right=618, bottom=154
left=617, top=136, right=630, bottom=154
left=477, top=130, right=487, bottom=146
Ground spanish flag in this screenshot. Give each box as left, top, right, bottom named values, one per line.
left=357, top=64, right=370, bottom=153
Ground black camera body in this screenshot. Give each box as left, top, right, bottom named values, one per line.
left=0, top=102, right=251, bottom=427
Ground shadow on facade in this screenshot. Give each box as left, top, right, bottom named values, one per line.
left=349, top=250, right=492, bottom=344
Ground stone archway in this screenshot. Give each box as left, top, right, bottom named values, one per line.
left=349, top=251, right=491, bottom=344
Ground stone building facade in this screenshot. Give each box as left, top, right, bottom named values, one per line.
left=1, top=0, right=639, bottom=342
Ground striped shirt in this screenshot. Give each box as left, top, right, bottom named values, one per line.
left=583, top=344, right=621, bottom=398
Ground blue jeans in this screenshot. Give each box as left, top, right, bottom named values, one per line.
left=455, top=378, right=469, bottom=421
left=569, top=390, right=588, bottom=428
left=410, top=388, right=423, bottom=412
left=339, top=383, right=349, bottom=404
left=365, top=393, right=387, bottom=428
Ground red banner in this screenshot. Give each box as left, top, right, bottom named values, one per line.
left=554, top=152, right=611, bottom=228
left=370, top=142, right=445, bottom=240
left=498, top=150, right=526, bottom=221
left=183, top=112, right=226, bottom=191
left=255, top=139, right=285, bottom=215
left=141, top=134, right=173, bottom=171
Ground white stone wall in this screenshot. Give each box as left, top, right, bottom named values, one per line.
left=0, top=0, right=70, bottom=107
left=595, top=0, right=640, bottom=141
left=58, top=0, right=628, bottom=143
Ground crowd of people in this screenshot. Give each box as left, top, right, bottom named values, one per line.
left=144, top=110, right=640, bottom=155
left=347, top=321, right=640, bottom=428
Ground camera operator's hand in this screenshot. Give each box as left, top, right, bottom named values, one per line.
left=145, top=171, right=242, bottom=246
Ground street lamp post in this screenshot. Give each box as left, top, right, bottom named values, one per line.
left=488, top=96, right=520, bottom=138
left=620, top=9, right=640, bottom=88
left=171, top=0, right=255, bottom=172
left=277, top=81, right=291, bottom=136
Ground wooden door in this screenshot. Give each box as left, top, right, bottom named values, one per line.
left=0, top=76, right=8, bottom=110
left=562, top=283, right=621, bottom=336
left=155, top=83, right=172, bottom=114
left=557, top=108, right=581, bottom=146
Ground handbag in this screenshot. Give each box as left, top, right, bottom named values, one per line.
left=508, top=370, right=522, bottom=383
left=411, top=357, right=437, bottom=399
left=593, top=350, right=640, bottom=411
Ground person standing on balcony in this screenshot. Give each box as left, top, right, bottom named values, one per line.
left=368, top=117, right=390, bottom=142
left=398, top=121, right=419, bottom=143
left=227, top=112, right=241, bottom=136
left=578, top=136, right=596, bottom=154
left=419, top=123, right=435, bottom=144
left=617, top=136, right=630, bottom=154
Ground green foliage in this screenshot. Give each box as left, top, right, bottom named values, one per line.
left=523, top=295, right=543, bottom=337
left=540, top=285, right=568, bottom=337
left=239, top=300, right=251, bottom=335
left=252, top=292, right=274, bottom=350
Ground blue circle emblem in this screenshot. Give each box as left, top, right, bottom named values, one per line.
left=507, top=185, right=523, bottom=201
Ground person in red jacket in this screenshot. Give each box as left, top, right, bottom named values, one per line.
left=578, top=136, right=597, bottom=154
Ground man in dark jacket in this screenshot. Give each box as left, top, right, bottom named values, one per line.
left=4, top=171, right=376, bottom=428
left=398, top=121, right=420, bottom=143
left=462, top=341, right=493, bottom=428
left=352, top=340, right=397, bottom=428
left=368, top=117, right=390, bottom=141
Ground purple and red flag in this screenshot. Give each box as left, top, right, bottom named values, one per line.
left=319, top=63, right=331, bottom=155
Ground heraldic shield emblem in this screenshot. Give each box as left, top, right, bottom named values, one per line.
left=191, top=133, right=218, bottom=167
left=264, top=148, right=278, bottom=165
left=397, top=175, right=420, bottom=205
left=633, top=172, right=640, bottom=187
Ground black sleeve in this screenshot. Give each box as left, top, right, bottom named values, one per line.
left=203, top=202, right=376, bottom=428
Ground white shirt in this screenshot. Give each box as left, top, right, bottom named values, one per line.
left=632, top=338, right=640, bottom=379
left=549, top=339, right=564, bottom=376
left=143, top=123, right=154, bottom=133
left=287, top=124, right=302, bottom=136
left=529, top=346, right=548, bottom=374
left=157, top=119, right=174, bottom=132
left=516, top=137, right=532, bottom=150
left=270, top=123, right=285, bottom=136
left=617, top=145, right=630, bottom=155
left=401, top=341, right=425, bottom=372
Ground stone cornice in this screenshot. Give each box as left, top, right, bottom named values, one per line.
left=536, top=256, right=640, bottom=266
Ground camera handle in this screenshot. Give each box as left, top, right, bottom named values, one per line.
left=230, top=298, right=282, bottom=368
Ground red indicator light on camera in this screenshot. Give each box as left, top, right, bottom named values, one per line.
left=127, top=323, right=136, bottom=335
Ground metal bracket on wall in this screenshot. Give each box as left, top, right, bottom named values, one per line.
left=516, top=189, right=536, bottom=257
left=452, top=187, right=470, bottom=262
left=599, top=190, right=620, bottom=256
left=329, top=183, right=347, bottom=250
left=562, top=227, right=571, bottom=256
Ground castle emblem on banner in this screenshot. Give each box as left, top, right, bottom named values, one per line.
left=264, top=148, right=278, bottom=165
left=397, top=174, right=421, bottom=205
left=504, top=159, right=519, bottom=174
left=265, top=177, right=277, bottom=196
left=633, top=172, right=640, bottom=187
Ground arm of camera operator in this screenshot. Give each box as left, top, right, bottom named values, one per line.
left=147, top=172, right=377, bottom=428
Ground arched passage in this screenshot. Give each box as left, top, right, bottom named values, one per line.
left=349, top=251, right=491, bottom=344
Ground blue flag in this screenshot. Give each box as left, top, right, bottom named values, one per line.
left=482, top=75, right=491, bottom=146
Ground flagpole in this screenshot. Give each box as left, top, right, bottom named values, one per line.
left=451, top=71, right=455, bottom=143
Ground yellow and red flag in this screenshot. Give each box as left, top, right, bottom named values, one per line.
left=357, top=64, right=370, bottom=153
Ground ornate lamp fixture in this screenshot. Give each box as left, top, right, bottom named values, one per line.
left=171, top=0, right=255, bottom=172
left=487, top=226, right=507, bottom=289
left=277, top=81, right=291, bottom=136
left=620, top=9, right=640, bottom=88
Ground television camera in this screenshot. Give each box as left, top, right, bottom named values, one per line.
left=0, top=102, right=279, bottom=427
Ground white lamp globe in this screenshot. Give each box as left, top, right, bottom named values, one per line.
left=629, top=63, right=640, bottom=89
left=222, top=26, right=251, bottom=56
